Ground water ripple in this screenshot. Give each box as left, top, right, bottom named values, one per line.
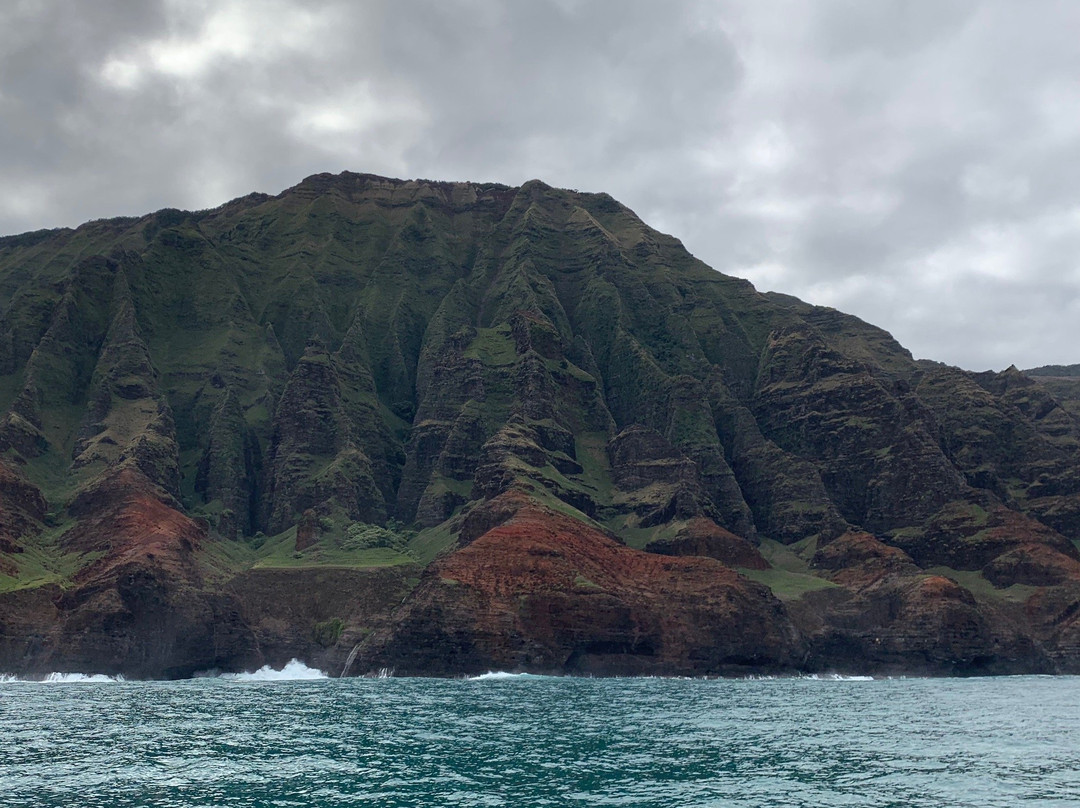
left=0, top=676, right=1078, bottom=806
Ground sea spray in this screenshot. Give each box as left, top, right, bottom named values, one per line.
left=0, top=672, right=127, bottom=683
left=467, top=671, right=552, bottom=681
left=216, top=659, right=328, bottom=681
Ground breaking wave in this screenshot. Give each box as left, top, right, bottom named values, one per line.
left=215, top=659, right=328, bottom=681
left=0, top=672, right=127, bottom=683
left=744, top=673, right=876, bottom=681
left=470, top=671, right=878, bottom=682
left=0, top=660, right=329, bottom=683
left=467, top=671, right=553, bottom=681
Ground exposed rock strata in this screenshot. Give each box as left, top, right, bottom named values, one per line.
left=353, top=495, right=802, bottom=676
left=0, top=172, right=1078, bottom=676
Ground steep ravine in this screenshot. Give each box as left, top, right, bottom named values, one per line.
left=1, top=172, right=1079, bottom=677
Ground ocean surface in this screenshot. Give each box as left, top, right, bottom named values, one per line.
left=1, top=666, right=1078, bottom=807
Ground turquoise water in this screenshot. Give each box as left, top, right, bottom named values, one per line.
left=1, top=672, right=1079, bottom=807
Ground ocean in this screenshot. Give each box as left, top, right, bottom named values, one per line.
left=1, top=666, right=1078, bottom=807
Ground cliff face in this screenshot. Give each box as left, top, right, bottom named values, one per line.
left=1, top=172, right=1079, bottom=677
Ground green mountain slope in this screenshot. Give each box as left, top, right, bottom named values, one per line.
left=1, top=172, right=1079, bottom=677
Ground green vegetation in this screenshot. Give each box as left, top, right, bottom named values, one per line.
left=2, top=169, right=1079, bottom=661
left=409, top=520, right=461, bottom=565
left=342, top=522, right=410, bottom=552
left=741, top=537, right=837, bottom=601
left=573, top=573, right=601, bottom=590
left=464, top=326, right=517, bottom=366
left=613, top=519, right=685, bottom=551
left=312, top=617, right=344, bottom=647
left=195, top=517, right=419, bottom=577
left=924, top=566, right=1038, bottom=603
left=249, top=522, right=414, bottom=570
left=573, top=433, right=614, bottom=499
left=757, top=537, right=819, bottom=573
left=0, top=520, right=100, bottom=593
left=739, top=566, right=838, bottom=601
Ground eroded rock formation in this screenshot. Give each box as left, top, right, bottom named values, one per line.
left=0, top=172, right=1078, bottom=677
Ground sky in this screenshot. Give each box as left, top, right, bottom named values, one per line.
left=2, top=0, right=1078, bottom=371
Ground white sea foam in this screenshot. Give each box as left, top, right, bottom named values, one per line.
left=216, top=659, right=328, bottom=681
left=468, top=671, right=548, bottom=681
left=744, top=673, right=877, bottom=681
left=0, top=672, right=126, bottom=683
left=45, top=672, right=126, bottom=683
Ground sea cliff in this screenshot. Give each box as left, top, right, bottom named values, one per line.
left=1, top=173, right=1079, bottom=677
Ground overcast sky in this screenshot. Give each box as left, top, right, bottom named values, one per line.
left=2, top=0, right=1078, bottom=370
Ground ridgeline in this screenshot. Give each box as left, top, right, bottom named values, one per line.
left=1, top=173, right=1079, bottom=677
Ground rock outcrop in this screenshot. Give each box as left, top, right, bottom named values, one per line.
left=353, top=494, right=801, bottom=676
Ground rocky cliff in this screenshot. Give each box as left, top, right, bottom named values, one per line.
left=1, top=173, right=1078, bottom=677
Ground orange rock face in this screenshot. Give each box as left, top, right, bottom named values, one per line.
left=354, top=495, right=802, bottom=676
left=983, top=543, right=1080, bottom=587
left=812, top=531, right=918, bottom=587
left=0, top=468, right=261, bottom=678
left=64, top=470, right=204, bottom=575
left=647, top=517, right=769, bottom=570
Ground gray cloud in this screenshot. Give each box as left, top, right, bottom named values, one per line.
left=1, top=0, right=1078, bottom=370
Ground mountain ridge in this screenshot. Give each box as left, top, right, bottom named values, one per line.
left=1, top=171, right=1078, bottom=677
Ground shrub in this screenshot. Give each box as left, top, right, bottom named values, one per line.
left=312, top=618, right=344, bottom=647
left=342, top=521, right=411, bottom=552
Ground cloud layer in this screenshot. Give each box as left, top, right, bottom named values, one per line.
left=2, top=0, right=1078, bottom=370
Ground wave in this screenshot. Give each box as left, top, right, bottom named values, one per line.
left=743, top=673, right=876, bottom=681
left=467, top=671, right=553, bottom=681
left=215, top=659, right=328, bottom=681
left=0, top=668, right=877, bottom=684
left=0, top=672, right=127, bottom=683
left=467, top=671, right=879, bottom=682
